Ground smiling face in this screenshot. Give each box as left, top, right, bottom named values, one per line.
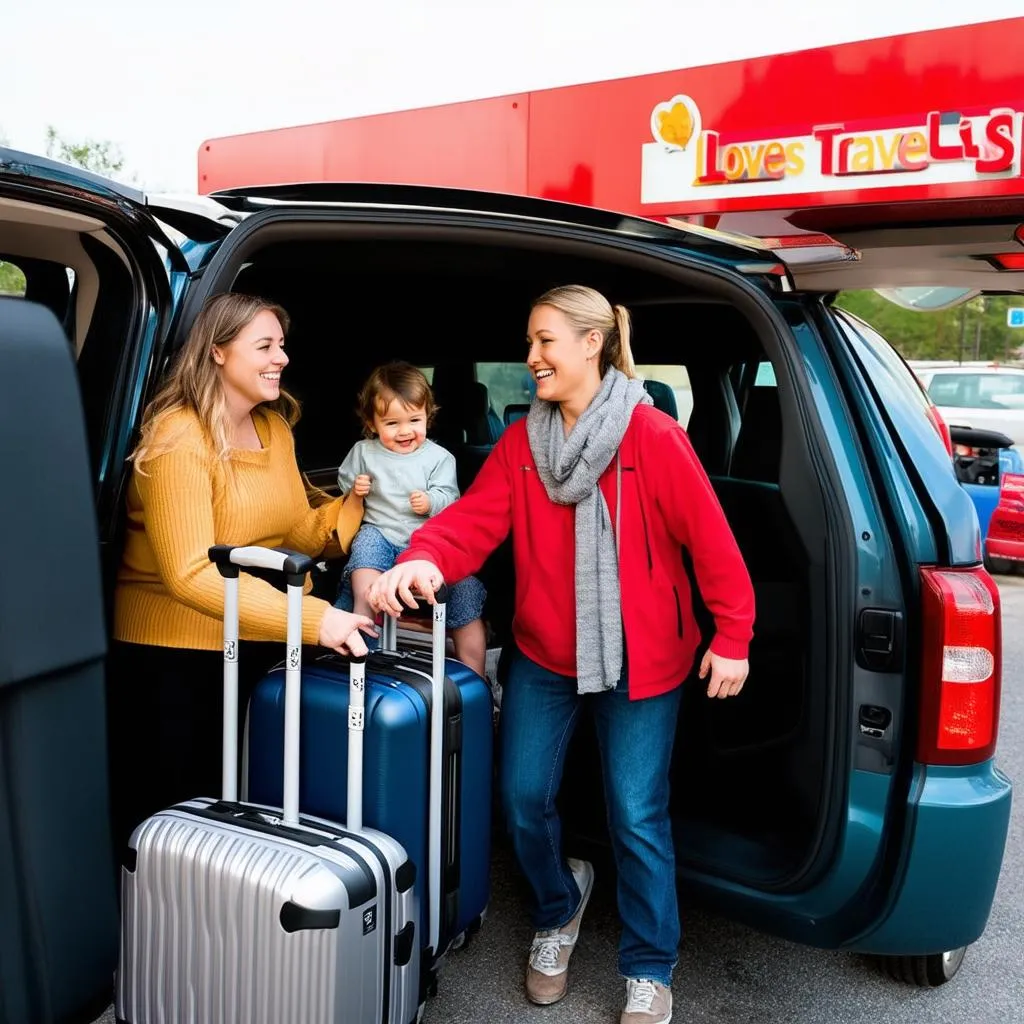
left=372, top=396, right=428, bottom=455
left=211, top=308, right=288, bottom=412
left=526, top=303, right=602, bottom=407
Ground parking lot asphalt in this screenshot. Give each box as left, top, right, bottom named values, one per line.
left=94, top=576, right=1024, bottom=1024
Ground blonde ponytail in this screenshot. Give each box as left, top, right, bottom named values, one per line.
left=611, top=304, right=636, bottom=378
left=531, top=284, right=637, bottom=379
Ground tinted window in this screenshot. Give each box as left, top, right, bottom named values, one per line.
left=475, top=362, right=533, bottom=424
left=927, top=375, right=966, bottom=407
left=474, top=361, right=694, bottom=427
left=834, top=310, right=951, bottom=459
left=635, top=364, right=692, bottom=425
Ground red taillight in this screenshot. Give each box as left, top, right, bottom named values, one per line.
left=926, top=403, right=954, bottom=458
left=987, top=252, right=1024, bottom=270
left=918, top=568, right=1001, bottom=765
left=999, top=472, right=1024, bottom=511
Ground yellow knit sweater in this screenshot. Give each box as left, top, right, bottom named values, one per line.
left=114, top=407, right=361, bottom=651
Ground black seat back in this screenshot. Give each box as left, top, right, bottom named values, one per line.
left=642, top=379, right=679, bottom=420
left=465, top=381, right=503, bottom=445
left=0, top=299, right=118, bottom=1024
left=731, top=385, right=783, bottom=483
left=686, top=366, right=742, bottom=476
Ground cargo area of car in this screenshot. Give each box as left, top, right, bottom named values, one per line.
left=200, top=221, right=849, bottom=890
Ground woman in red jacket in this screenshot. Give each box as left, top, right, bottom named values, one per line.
left=369, top=285, right=755, bottom=1024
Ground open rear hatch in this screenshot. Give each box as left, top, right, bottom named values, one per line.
left=186, top=184, right=886, bottom=906
left=705, top=199, right=1024, bottom=306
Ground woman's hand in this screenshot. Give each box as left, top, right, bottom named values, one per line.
left=353, top=474, right=372, bottom=498
left=318, top=606, right=377, bottom=657
left=368, top=560, right=444, bottom=617
left=699, top=650, right=749, bottom=699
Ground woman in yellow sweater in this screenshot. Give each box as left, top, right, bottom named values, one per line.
left=108, top=292, right=372, bottom=854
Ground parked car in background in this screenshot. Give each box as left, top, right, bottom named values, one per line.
left=910, top=363, right=1024, bottom=446
left=945, top=425, right=1024, bottom=574
left=985, top=464, right=1024, bottom=573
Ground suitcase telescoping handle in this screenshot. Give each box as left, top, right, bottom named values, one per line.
left=209, top=544, right=313, bottom=828
left=378, top=583, right=450, bottom=652
left=377, top=583, right=449, bottom=955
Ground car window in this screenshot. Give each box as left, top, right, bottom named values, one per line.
left=834, top=310, right=951, bottom=459
left=0, top=254, right=77, bottom=345
left=635, top=364, right=692, bottom=426
left=927, top=372, right=1024, bottom=410
left=474, top=361, right=694, bottom=427
left=976, top=374, right=1024, bottom=409
left=0, top=258, right=27, bottom=297
left=475, top=362, right=534, bottom=424
left=926, top=375, right=967, bottom=407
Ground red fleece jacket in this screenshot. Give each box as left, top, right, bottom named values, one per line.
left=401, top=405, right=755, bottom=699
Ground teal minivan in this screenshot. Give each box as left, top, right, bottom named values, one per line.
left=0, top=149, right=1012, bottom=1023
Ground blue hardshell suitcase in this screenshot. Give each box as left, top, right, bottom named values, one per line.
left=245, top=591, right=492, bottom=990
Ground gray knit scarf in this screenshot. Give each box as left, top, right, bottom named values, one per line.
left=526, top=367, right=653, bottom=693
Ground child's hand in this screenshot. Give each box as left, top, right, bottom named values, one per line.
left=353, top=474, right=372, bottom=498
left=409, top=490, right=431, bottom=516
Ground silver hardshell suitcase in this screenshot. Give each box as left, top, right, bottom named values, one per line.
left=115, top=544, right=421, bottom=1024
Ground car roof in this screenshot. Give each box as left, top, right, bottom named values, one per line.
left=923, top=364, right=1024, bottom=376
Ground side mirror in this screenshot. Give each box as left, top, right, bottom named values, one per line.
left=949, top=425, right=1015, bottom=450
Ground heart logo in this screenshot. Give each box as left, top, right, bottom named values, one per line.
left=650, top=95, right=701, bottom=151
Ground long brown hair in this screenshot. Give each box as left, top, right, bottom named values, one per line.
left=130, top=293, right=300, bottom=469
left=532, top=284, right=637, bottom=378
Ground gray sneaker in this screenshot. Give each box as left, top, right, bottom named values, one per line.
left=524, top=858, right=595, bottom=1005
left=620, top=978, right=672, bottom=1024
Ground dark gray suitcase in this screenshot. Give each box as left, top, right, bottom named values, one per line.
left=115, top=544, right=421, bottom=1024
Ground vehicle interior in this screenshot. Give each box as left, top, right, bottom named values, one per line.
left=0, top=195, right=138, bottom=487
left=187, top=226, right=828, bottom=889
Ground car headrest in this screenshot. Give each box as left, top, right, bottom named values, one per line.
left=643, top=379, right=678, bottom=420
left=504, top=404, right=530, bottom=426
left=466, top=381, right=490, bottom=419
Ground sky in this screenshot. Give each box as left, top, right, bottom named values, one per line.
left=4, top=0, right=1022, bottom=194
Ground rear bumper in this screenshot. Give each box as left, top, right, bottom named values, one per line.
left=845, top=759, right=1012, bottom=955
left=986, top=524, right=1024, bottom=561
left=986, top=539, right=1024, bottom=561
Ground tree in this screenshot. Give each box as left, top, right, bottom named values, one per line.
left=0, top=261, right=26, bottom=296
left=835, top=291, right=1024, bottom=364
left=45, top=125, right=128, bottom=179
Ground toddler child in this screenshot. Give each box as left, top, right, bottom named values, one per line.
left=335, top=361, right=487, bottom=676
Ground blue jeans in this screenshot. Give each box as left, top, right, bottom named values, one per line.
left=335, top=525, right=486, bottom=630
left=499, top=650, right=683, bottom=986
